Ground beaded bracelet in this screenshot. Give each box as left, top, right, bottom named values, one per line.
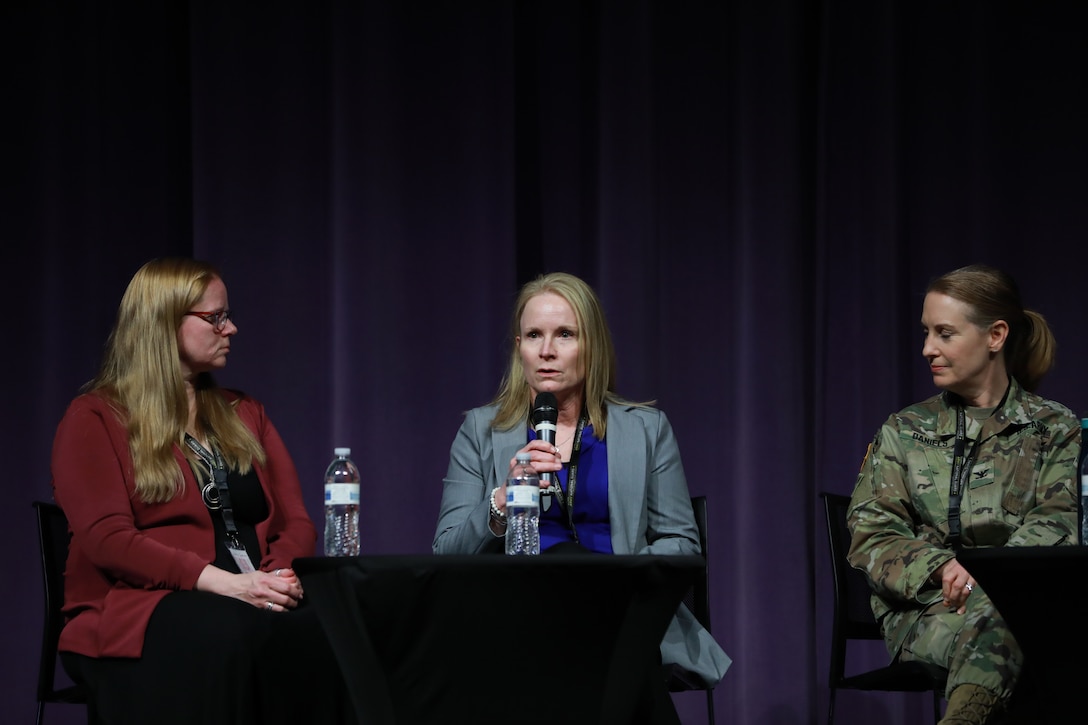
left=489, top=487, right=506, bottom=523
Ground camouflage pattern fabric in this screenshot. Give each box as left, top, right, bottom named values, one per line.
left=847, top=377, right=1079, bottom=699
left=899, top=591, right=1019, bottom=699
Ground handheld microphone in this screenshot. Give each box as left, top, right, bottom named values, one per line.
left=531, top=392, right=559, bottom=488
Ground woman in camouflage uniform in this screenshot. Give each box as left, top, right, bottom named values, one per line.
left=847, top=264, right=1079, bottom=725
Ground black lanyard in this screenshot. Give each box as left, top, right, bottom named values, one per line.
left=184, top=435, right=243, bottom=549
left=546, top=412, right=588, bottom=544
left=946, top=383, right=1010, bottom=550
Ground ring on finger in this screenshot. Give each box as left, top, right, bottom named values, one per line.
left=964, top=582, right=973, bottom=592
left=266, top=601, right=274, bottom=611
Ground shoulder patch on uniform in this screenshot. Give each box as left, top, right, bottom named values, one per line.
left=859, top=442, right=873, bottom=473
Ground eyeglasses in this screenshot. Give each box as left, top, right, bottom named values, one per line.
left=185, top=309, right=233, bottom=331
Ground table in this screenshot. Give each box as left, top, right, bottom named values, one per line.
left=293, top=554, right=703, bottom=725
left=958, top=546, right=1088, bottom=723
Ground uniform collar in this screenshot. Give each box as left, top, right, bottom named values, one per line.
left=936, top=376, right=1029, bottom=434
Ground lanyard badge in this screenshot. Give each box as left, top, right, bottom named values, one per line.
left=185, top=435, right=255, bottom=573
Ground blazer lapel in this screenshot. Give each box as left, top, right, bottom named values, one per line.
left=491, top=424, right=527, bottom=489
left=606, top=404, right=648, bottom=555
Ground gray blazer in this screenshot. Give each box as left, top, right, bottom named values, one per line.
left=433, top=401, right=731, bottom=685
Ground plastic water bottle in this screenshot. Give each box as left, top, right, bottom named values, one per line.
left=324, top=448, right=360, bottom=557
left=1080, top=418, right=1088, bottom=545
left=506, top=452, right=540, bottom=555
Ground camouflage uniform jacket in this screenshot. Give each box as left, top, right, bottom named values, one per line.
left=847, top=377, right=1079, bottom=657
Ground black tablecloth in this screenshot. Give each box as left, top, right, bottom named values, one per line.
left=958, top=546, right=1087, bottom=723
left=294, top=554, right=703, bottom=725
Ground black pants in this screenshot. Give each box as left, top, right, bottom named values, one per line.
left=62, top=591, right=357, bottom=725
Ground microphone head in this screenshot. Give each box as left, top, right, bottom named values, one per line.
left=531, top=392, right=559, bottom=425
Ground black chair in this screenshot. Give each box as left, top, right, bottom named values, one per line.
left=666, top=495, right=715, bottom=725
left=33, top=500, right=90, bottom=725
left=820, top=492, right=946, bottom=725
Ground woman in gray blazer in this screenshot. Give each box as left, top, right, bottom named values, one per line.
left=433, top=272, right=730, bottom=710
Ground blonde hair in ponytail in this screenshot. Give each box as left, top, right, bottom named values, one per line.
left=927, top=264, right=1056, bottom=392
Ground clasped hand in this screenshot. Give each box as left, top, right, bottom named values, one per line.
left=197, top=564, right=304, bottom=612
left=248, top=567, right=304, bottom=612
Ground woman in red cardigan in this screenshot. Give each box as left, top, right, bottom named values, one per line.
left=52, top=258, right=355, bottom=725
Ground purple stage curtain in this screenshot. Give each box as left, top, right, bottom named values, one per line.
left=5, top=2, right=1086, bottom=723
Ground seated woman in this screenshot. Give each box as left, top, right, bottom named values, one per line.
left=432, top=272, right=731, bottom=723
left=52, top=258, right=356, bottom=725
left=848, top=264, right=1079, bottom=725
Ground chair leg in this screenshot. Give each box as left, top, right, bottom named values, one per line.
left=36, top=700, right=44, bottom=725
left=706, top=688, right=715, bottom=725
left=827, top=688, right=836, bottom=725
left=932, top=690, right=942, bottom=724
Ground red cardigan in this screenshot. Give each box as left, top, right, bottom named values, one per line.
left=51, top=390, right=316, bottom=658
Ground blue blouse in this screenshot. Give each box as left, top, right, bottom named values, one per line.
left=530, top=424, right=613, bottom=554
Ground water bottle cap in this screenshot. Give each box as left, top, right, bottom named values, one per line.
left=1081, top=419, right=1088, bottom=429
left=334, top=447, right=352, bottom=457
left=515, top=452, right=531, bottom=464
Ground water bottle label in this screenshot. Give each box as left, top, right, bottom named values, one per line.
left=506, top=484, right=539, bottom=507
left=325, top=483, right=360, bottom=505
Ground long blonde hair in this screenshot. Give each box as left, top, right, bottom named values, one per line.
left=927, top=264, right=1056, bottom=392
left=86, top=258, right=265, bottom=502
left=489, top=272, right=649, bottom=438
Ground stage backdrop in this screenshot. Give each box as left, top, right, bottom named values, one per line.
left=4, top=2, right=1086, bottom=723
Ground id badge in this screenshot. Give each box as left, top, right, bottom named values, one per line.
left=227, top=541, right=256, bottom=574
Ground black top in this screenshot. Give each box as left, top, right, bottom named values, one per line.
left=190, top=461, right=269, bottom=571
